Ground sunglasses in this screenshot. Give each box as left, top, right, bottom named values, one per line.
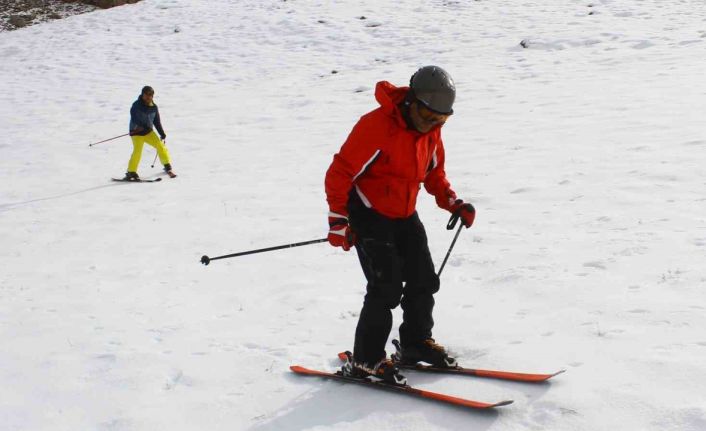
left=416, top=103, right=451, bottom=125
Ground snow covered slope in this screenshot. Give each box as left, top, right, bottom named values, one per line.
left=1, top=0, right=705, bottom=430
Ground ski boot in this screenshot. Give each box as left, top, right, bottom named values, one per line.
left=123, top=171, right=140, bottom=182
left=392, top=338, right=458, bottom=368
left=163, top=163, right=177, bottom=178
left=340, top=351, right=407, bottom=385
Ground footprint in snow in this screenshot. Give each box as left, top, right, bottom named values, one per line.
left=510, top=187, right=533, bottom=194
left=583, top=261, right=606, bottom=270
left=682, top=140, right=706, bottom=146
left=164, top=369, right=193, bottom=390
left=632, top=40, right=655, bottom=49
left=628, top=308, right=650, bottom=314
left=678, top=40, right=703, bottom=46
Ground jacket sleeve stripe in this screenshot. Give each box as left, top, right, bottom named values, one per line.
left=352, top=149, right=381, bottom=181
left=328, top=211, right=348, bottom=220
left=355, top=185, right=372, bottom=208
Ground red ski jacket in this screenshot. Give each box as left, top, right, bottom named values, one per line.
left=325, top=81, right=457, bottom=219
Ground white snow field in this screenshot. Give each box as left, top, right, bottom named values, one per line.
left=1, top=0, right=705, bottom=430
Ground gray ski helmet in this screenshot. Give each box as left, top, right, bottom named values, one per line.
left=409, top=66, right=455, bottom=114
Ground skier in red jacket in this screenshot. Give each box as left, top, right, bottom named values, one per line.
left=325, top=66, right=476, bottom=384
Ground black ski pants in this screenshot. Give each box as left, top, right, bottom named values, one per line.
left=349, top=196, right=440, bottom=365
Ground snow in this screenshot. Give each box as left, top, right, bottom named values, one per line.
left=1, top=0, right=706, bottom=430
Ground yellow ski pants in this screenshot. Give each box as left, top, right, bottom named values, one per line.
left=127, top=130, right=171, bottom=172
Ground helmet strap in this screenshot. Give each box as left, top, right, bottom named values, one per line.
left=398, top=100, right=416, bottom=131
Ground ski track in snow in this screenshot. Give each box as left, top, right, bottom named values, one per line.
left=1, top=0, right=706, bottom=430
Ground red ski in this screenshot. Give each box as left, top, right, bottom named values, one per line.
left=337, top=350, right=565, bottom=383
left=290, top=365, right=513, bottom=410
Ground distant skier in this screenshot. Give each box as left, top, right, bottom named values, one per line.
left=123, top=86, right=175, bottom=181
left=324, top=66, right=476, bottom=385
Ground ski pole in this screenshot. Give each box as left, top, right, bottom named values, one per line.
left=88, top=133, right=129, bottom=147
left=152, top=138, right=166, bottom=168
left=437, top=212, right=465, bottom=277
left=201, top=238, right=328, bottom=265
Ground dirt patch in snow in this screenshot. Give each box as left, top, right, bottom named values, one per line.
left=0, top=1, right=141, bottom=32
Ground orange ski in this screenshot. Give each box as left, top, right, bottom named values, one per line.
left=337, top=351, right=565, bottom=383
left=290, top=365, right=513, bottom=410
